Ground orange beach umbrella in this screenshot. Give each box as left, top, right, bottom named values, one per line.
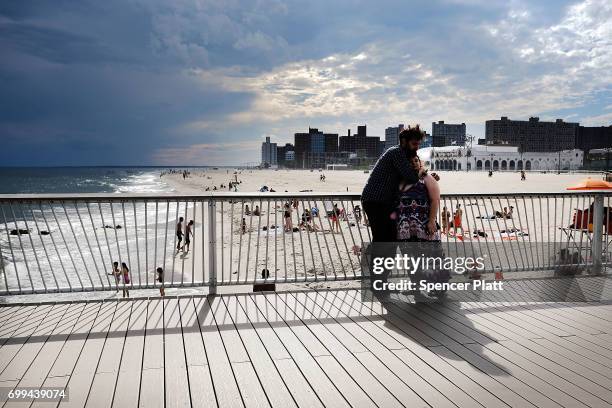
left=566, top=178, right=612, bottom=190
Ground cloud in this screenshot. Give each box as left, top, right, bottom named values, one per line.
left=1, top=0, right=610, bottom=166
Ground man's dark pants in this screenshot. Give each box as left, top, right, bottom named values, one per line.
left=362, top=201, right=397, bottom=300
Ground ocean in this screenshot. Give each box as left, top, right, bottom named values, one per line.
left=0, top=167, right=175, bottom=195
left=0, top=167, right=202, bottom=301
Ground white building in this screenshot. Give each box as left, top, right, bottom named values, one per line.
left=418, top=145, right=584, bottom=171
left=285, top=150, right=295, bottom=162
left=385, top=124, right=404, bottom=150
left=261, top=136, right=277, bottom=166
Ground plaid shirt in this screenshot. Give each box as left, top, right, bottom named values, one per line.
left=361, top=146, right=419, bottom=202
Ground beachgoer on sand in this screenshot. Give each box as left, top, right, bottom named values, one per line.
left=176, top=217, right=184, bottom=251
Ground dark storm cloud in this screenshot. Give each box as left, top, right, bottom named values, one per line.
left=0, top=0, right=609, bottom=166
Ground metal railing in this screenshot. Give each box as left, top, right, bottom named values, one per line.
left=0, top=192, right=610, bottom=295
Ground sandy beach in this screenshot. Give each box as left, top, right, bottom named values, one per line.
left=161, top=168, right=600, bottom=195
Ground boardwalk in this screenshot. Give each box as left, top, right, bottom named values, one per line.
left=0, top=276, right=611, bottom=407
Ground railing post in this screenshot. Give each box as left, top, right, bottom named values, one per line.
left=591, top=194, right=604, bottom=274
left=208, top=198, right=217, bottom=295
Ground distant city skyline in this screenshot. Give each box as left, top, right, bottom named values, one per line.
left=1, top=0, right=611, bottom=166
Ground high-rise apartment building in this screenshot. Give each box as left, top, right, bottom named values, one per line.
left=432, top=121, right=466, bottom=147
left=485, top=116, right=578, bottom=152
left=261, top=136, right=277, bottom=166
left=385, top=124, right=404, bottom=150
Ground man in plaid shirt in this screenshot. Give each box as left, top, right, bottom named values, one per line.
left=362, top=126, right=433, bottom=297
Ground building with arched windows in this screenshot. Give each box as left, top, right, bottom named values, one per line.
left=418, top=145, right=584, bottom=171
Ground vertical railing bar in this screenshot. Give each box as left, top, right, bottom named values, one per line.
left=528, top=196, right=541, bottom=270
left=228, top=199, right=235, bottom=284
left=51, top=203, right=84, bottom=290
left=298, top=198, right=315, bottom=283
left=109, top=201, right=126, bottom=293
left=512, top=196, right=527, bottom=271
left=519, top=195, right=535, bottom=273
left=154, top=201, right=158, bottom=289
left=144, top=201, right=149, bottom=288
left=163, top=200, right=170, bottom=286
left=0, top=231, right=7, bottom=294
left=170, top=200, right=179, bottom=286
left=207, top=198, right=217, bottom=294
left=558, top=195, right=565, bottom=266
left=492, top=196, right=512, bottom=271
left=280, top=199, right=287, bottom=282
left=328, top=197, right=347, bottom=278
left=461, top=196, right=478, bottom=273
left=98, top=202, right=118, bottom=292
left=583, top=194, right=590, bottom=268
left=579, top=195, right=587, bottom=268
left=245, top=199, right=254, bottom=284
left=8, top=202, right=35, bottom=291
left=472, top=196, right=494, bottom=273
left=546, top=196, right=557, bottom=269
left=181, top=200, right=188, bottom=286
left=539, top=196, right=545, bottom=271
left=333, top=199, right=352, bottom=278
left=61, top=201, right=96, bottom=289
left=190, top=200, right=196, bottom=285
left=339, top=198, right=359, bottom=277
left=253, top=197, right=263, bottom=284
left=236, top=201, right=245, bottom=282
left=133, top=201, right=142, bottom=288
left=273, top=198, right=278, bottom=282
left=73, top=202, right=105, bottom=289
left=121, top=202, right=133, bottom=289
left=1, top=204, right=22, bottom=293
left=319, top=198, right=338, bottom=280
left=264, top=198, right=270, bottom=282
left=220, top=201, right=225, bottom=282
left=308, top=198, right=328, bottom=281
left=200, top=200, right=210, bottom=285
left=349, top=199, right=365, bottom=246
left=40, top=202, right=72, bottom=292
left=28, top=203, right=57, bottom=291
left=289, top=198, right=302, bottom=283
left=85, top=202, right=112, bottom=289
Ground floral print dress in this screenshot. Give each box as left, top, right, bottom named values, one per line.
left=396, top=179, right=440, bottom=242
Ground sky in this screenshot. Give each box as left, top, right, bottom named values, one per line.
left=0, top=0, right=611, bottom=166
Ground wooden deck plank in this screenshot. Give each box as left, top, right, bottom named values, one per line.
left=236, top=294, right=325, bottom=408
left=207, top=296, right=271, bottom=407
left=163, top=298, right=192, bottom=408
left=45, top=302, right=102, bottom=378
left=0, top=304, right=66, bottom=381
left=281, top=292, right=403, bottom=408
left=139, top=298, right=164, bottom=408
left=500, top=339, right=612, bottom=394
left=178, top=298, right=217, bottom=407
left=0, top=305, right=44, bottom=350
left=300, top=291, right=450, bottom=408
left=58, top=302, right=118, bottom=408
left=221, top=295, right=297, bottom=408
left=0, top=286, right=609, bottom=408
left=529, top=336, right=612, bottom=375
left=8, top=303, right=85, bottom=392
left=192, top=297, right=243, bottom=408
left=341, top=292, right=563, bottom=408
left=249, top=293, right=350, bottom=408
left=112, top=300, right=147, bottom=408
left=318, top=290, right=516, bottom=408
left=465, top=342, right=592, bottom=408
left=85, top=301, right=133, bottom=408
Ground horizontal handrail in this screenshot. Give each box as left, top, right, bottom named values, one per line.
left=1, top=190, right=611, bottom=201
